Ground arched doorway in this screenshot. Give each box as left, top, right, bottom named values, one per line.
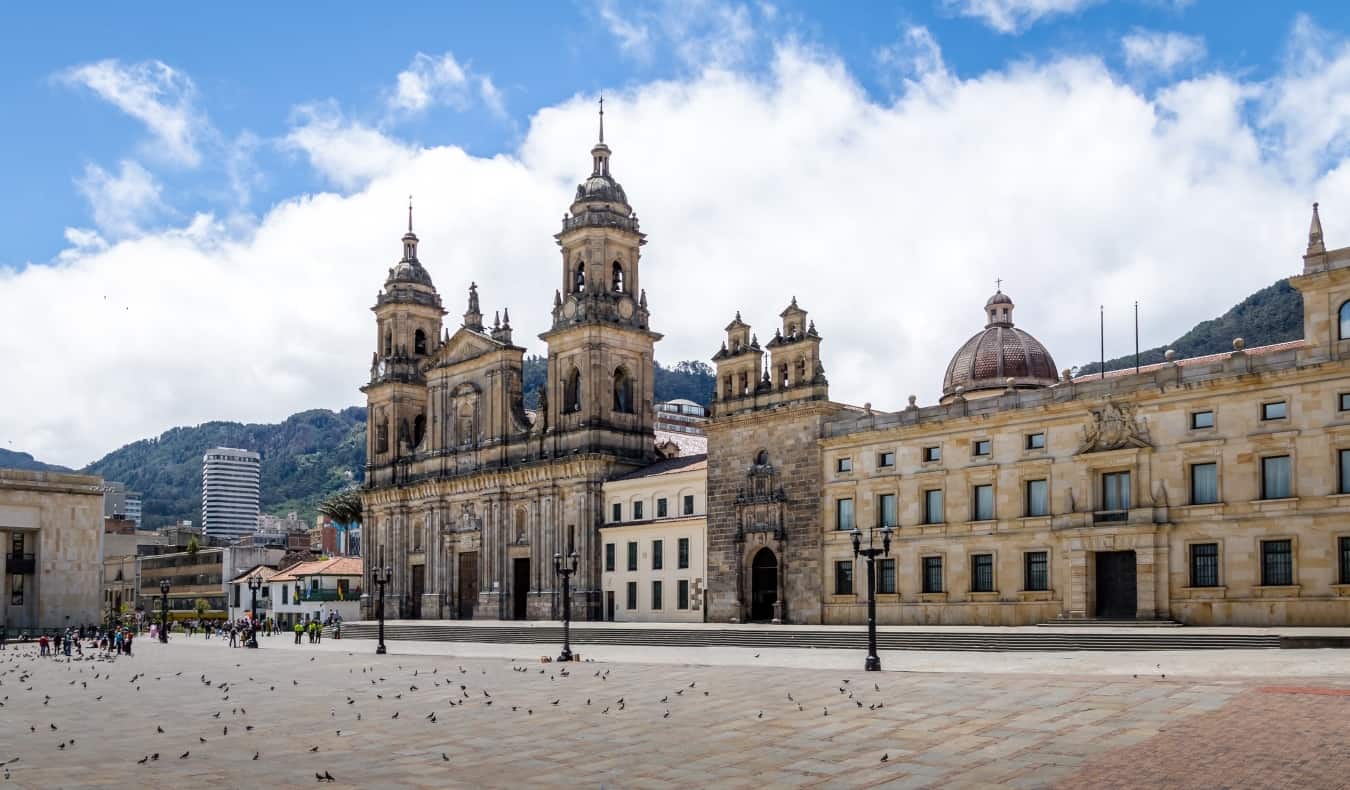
left=750, top=548, right=778, bottom=622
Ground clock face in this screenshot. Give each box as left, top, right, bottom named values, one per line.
left=563, top=300, right=577, bottom=319
left=617, top=297, right=635, bottom=319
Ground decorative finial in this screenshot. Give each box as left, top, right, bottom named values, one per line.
left=408, top=195, right=414, bottom=233
left=502, top=307, right=511, bottom=327
left=1308, top=201, right=1326, bottom=255
left=995, top=277, right=1002, bottom=292
left=598, top=94, right=605, bottom=143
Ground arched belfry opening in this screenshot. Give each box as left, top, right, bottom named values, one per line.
left=611, top=261, right=625, bottom=293
left=574, top=261, right=586, bottom=293
left=612, top=366, right=633, bottom=413
left=564, top=366, right=583, bottom=413
left=414, top=329, right=427, bottom=355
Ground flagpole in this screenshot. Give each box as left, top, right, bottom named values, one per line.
left=1100, top=305, right=1105, bottom=380
left=1134, top=301, right=1140, bottom=374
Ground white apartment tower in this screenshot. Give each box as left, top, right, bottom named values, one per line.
left=201, top=448, right=261, bottom=543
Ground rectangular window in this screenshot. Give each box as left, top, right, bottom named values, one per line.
left=678, top=579, right=690, bottom=610
left=657, top=498, right=668, bottom=518
left=973, top=439, right=991, bottom=457
left=626, top=541, right=638, bottom=572
left=922, top=446, right=941, bottom=463
left=1025, top=479, right=1049, bottom=517
left=837, top=457, right=853, bottom=473
left=973, top=484, right=994, bottom=521
left=1341, top=393, right=1350, bottom=412
left=922, top=556, right=944, bottom=594
left=1262, top=401, right=1287, bottom=421
left=879, top=493, right=897, bottom=527
left=1026, top=432, right=1046, bottom=450
left=1340, top=449, right=1350, bottom=495
left=682, top=494, right=695, bottom=515
left=633, top=501, right=645, bottom=520
left=678, top=537, right=690, bottom=569
left=836, top=498, right=855, bottom=531
left=1340, top=537, right=1350, bottom=585
left=611, top=503, right=621, bottom=523
left=1191, top=410, right=1215, bottom=429
left=605, top=543, right=615, bottom=572
left=1190, top=462, right=1218, bottom=505
left=1261, top=539, right=1293, bottom=586
left=879, top=451, right=896, bottom=468
left=971, top=553, right=994, bottom=593
left=878, top=558, right=896, bottom=594
left=1189, top=543, right=1219, bottom=588
left=652, top=540, right=664, bottom=570
left=834, top=560, right=854, bottom=595
left=651, top=580, right=662, bottom=610
left=1102, top=471, right=1131, bottom=512
left=281, top=585, right=288, bottom=604
left=626, top=581, right=637, bottom=610
left=1024, top=551, right=1049, bottom=591
left=923, top=489, right=944, bottom=524
left=1261, top=456, right=1292, bottom=500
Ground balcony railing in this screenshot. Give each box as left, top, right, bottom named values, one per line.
left=5, top=553, right=35, bottom=575
left=300, top=589, right=361, bottom=602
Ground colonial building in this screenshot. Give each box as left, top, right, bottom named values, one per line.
left=710, top=204, right=1350, bottom=626
left=361, top=111, right=670, bottom=621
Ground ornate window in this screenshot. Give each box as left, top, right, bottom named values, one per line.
left=414, top=329, right=427, bottom=355
left=564, top=367, right=582, bottom=413
left=412, top=414, right=426, bottom=448
left=383, top=332, right=393, bottom=357
left=376, top=416, right=389, bottom=453
left=1340, top=300, right=1350, bottom=340
left=574, top=261, right=586, bottom=293
left=611, top=261, right=625, bottom=293
left=612, top=366, right=633, bottom=413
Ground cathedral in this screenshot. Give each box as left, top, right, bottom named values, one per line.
left=360, top=111, right=669, bottom=621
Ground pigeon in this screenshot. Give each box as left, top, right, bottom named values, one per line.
left=663, top=710, right=671, bottom=718
left=179, top=751, right=190, bottom=760
left=150, top=754, right=158, bottom=761
left=757, top=711, right=764, bottom=719
left=252, top=752, right=259, bottom=761
left=199, top=737, right=207, bottom=744
left=442, top=753, right=450, bottom=761
left=137, top=756, right=148, bottom=765
left=881, top=753, right=889, bottom=763
left=324, top=771, right=335, bottom=782
left=309, top=745, right=319, bottom=752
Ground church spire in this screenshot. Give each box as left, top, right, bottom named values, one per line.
left=591, top=94, right=611, bottom=177
left=1308, top=202, right=1326, bottom=255
left=598, top=94, right=605, bottom=144
left=463, top=282, right=483, bottom=331
left=401, top=195, right=418, bottom=262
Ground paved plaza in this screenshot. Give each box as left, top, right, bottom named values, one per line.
left=1, top=636, right=1348, bottom=789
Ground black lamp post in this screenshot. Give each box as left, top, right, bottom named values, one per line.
left=247, top=574, right=262, bottom=648
left=851, top=525, right=892, bottom=672
left=373, top=566, right=392, bottom=655
left=553, top=550, right=579, bottom=662
left=158, top=578, right=171, bottom=643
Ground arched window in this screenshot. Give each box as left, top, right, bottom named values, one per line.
left=795, top=358, right=806, bottom=383
left=413, top=414, right=426, bottom=447
left=514, top=508, right=527, bottom=543
left=399, top=419, right=411, bottom=449
left=574, top=261, right=586, bottom=293
left=376, top=417, right=389, bottom=453
left=613, top=366, right=633, bottom=413
left=755, top=449, right=769, bottom=466
left=564, top=367, right=582, bottom=413
left=778, top=363, right=789, bottom=389
left=1340, top=300, right=1350, bottom=340
left=738, top=371, right=749, bottom=396
left=414, top=329, right=427, bottom=355
left=723, top=375, right=733, bottom=399
left=611, top=261, right=625, bottom=293
left=383, top=332, right=393, bottom=357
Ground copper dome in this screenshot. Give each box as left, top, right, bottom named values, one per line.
left=942, top=290, right=1058, bottom=400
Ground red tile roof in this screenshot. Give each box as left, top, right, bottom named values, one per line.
left=271, top=557, right=363, bottom=582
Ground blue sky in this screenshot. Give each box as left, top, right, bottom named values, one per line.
left=3, top=0, right=1350, bottom=466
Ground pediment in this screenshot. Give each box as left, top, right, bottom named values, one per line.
left=434, top=327, right=505, bottom=368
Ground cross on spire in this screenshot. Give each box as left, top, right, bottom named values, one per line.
left=598, top=94, right=605, bottom=143
left=995, top=277, right=1003, bottom=292
left=407, top=195, right=414, bottom=233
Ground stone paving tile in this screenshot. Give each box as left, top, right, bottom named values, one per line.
left=1, top=640, right=1348, bottom=789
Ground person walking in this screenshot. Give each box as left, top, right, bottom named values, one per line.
left=293, top=620, right=303, bottom=645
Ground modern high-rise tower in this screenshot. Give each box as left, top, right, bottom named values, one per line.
left=201, top=447, right=261, bottom=543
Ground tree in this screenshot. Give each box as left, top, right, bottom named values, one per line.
left=194, top=598, right=210, bottom=621
left=186, top=535, right=199, bottom=556
left=318, top=488, right=362, bottom=526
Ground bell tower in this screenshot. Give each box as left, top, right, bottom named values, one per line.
left=540, top=100, right=661, bottom=461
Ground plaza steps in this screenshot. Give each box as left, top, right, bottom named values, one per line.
left=1037, top=618, right=1184, bottom=627
left=333, top=622, right=1282, bottom=652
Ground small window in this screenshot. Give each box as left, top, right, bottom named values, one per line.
left=1339, top=536, right=1350, bottom=585
left=1341, top=449, right=1350, bottom=495
left=1026, top=432, right=1045, bottom=450
left=626, top=581, right=637, bottom=610
left=1340, top=393, right=1350, bottom=412
left=922, top=446, right=941, bottom=463
left=878, top=558, right=896, bottom=594
left=1024, top=551, right=1049, bottom=591
left=656, top=498, right=668, bottom=518
left=922, top=556, right=943, bottom=594
left=973, top=439, right=991, bottom=457
left=837, top=457, right=853, bottom=473
left=677, top=579, right=690, bottom=610
left=652, top=539, right=664, bottom=570
left=971, top=553, right=994, bottom=593
left=1262, top=401, right=1287, bottom=421
left=1101, top=471, right=1131, bottom=513
left=682, top=494, right=695, bottom=515
left=678, top=537, right=690, bottom=569
left=878, top=493, right=897, bottom=528
left=1260, top=539, right=1293, bottom=586
left=1261, top=455, right=1292, bottom=500
left=605, top=543, right=615, bottom=572
left=836, top=498, right=855, bottom=531
left=651, top=580, right=663, bottom=610
left=1341, top=300, right=1350, bottom=340
left=878, top=451, right=896, bottom=468
left=1190, top=543, right=1219, bottom=587
left=1191, top=463, right=1219, bottom=505
left=1190, top=410, right=1215, bottom=430
left=973, top=484, right=994, bottom=521
left=626, top=542, right=638, bottom=572
left=633, top=501, right=644, bottom=520
left=1025, top=479, right=1049, bottom=517
left=923, top=489, right=944, bottom=524
left=611, top=503, right=621, bottom=523
left=834, top=560, right=854, bottom=595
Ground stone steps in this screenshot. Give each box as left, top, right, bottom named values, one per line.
left=333, top=622, right=1282, bottom=652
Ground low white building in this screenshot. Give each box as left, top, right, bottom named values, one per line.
left=267, top=557, right=363, bottom=628
left=226, top=565, right=277, bottom=623
left=600, top=454, right=707, bottom=622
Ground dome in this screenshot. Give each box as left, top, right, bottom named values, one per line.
left=574, top=173, right=629, bottom=207
left=941, top=290, right=1059, bottom=400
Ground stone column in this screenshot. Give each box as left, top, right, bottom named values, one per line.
left=1066, top=539, right=1088, bottom=618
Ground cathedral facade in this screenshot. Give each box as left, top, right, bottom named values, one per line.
left=360, top=120, right=663, bottom=621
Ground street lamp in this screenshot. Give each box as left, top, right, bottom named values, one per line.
left=247, top=573, right=263, bottom=648
left=553, top=550, right=579, bottom=662
left=373, top=566, right=392, bottom=655
left=850, top=525, right=892, bottom=672
left=158, top=578, right=171, bottom=644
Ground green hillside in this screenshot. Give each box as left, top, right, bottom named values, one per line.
left=0, top=448, right=71, bottom=473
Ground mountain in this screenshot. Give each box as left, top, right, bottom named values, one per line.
left=1077, top=279, right=1303, bottom=376
left=0, top=448, right=71, bottom=473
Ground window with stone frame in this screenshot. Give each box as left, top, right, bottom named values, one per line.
left=836, top=498, right=854, bottom=531
left=972, top=484, right=994, bottom=521
left=1025, top=479, right=1049, bottom=517
left=651, top=580, right=662, bottom=610
left=878, top=558, right=897, bottom=594
left=971, top=553, right=994, bottom=593
left=652, top=539, right=663, bottom=570
left=626, top=541, right=638, bottom=572
left=1340, top=536, right=1350, bottom=585
left=605, top=543, right=615, bottom=572
left=657, top=497, right=668, bottom=518
left=683, top=494, right=695, bottom=515
left=1191, top=462, right=1219, bottom=505
left=1189, top=543, right=1219, bottom=587
left=678, top=579, right=690, bottom=610
left=1261, top=455, right=1292, bottom=500
left=1024, top=551, right=1049, bottom=591
left=922, top=556, right=944, bottom=594
left=878, top=493, right=897, bottom=527
left=923, top=489, right=944, bottom=524
left=834, top=560, right=854, bottom=595
left=678, top=537, right=690, bottom=569
left=1260, top=539, right=1293, bottom=586
left=625, top=581, right=637, bottom=610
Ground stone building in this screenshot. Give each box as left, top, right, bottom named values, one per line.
left=0, top=469, right=105, bottom=631
left=361, top=111, right=671, bottom=621
left=711, top=204, right=1350, bottom=626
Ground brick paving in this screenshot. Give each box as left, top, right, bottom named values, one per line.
left=0, top=639, right=1347, bottom=789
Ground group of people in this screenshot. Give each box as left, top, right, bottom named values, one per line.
left=15, top=624, right=138, bottom=657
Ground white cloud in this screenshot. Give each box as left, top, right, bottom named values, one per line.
left=59, top=59, right=204, bottom=167
left=599, top=0, right=761, bottom=70
left=599, top=0, right=651, bottom=58
left=877, top=25, right=950, bottom=88
left=944, top=0, right=1098, bottom=34
left=75, top=159, right=164, bottom=238
left=390, top=52, right=470, bottom=113
left=479, top=76, right=507, bottom=119
left=1122, top=29, right=1206, bottom=73
left=9, top=23, right=1350, bottom=469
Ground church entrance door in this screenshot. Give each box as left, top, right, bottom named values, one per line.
left=1095, top=551, right=1136, bottom=619
left=749, top=548, right=778, bottom=622
left=457, top=553, right=478, bottom=619
left=409, top=564, right=425, bottom=620
left=512, top=558, right=530, bottom=620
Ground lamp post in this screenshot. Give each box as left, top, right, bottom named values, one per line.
left=850, top=525, right=892, bottom=672
left=373, top=566, right=392, bottom=655
left=247, top=574, right=262, bottom=648
left=158, top=578, right=171, bottom=643
left=553, top=550, right=579, bottom=662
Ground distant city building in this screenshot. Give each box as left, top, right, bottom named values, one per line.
left=201, top=448, right=261, bottom=544
left=138, top=545, right=283, bottom=621
left=257, top=512, right=306, bottom=533
left=102, top=482, right=143, bottom=529
left=654, top=399, right=708, bottom=435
